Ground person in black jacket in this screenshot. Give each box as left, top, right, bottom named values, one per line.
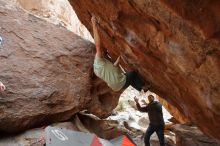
left=134, top=95, right=165, bottom=146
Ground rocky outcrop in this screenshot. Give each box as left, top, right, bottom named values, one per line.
left=0, top=0, right=120, bottom=133
left=69, top=0, right=220, bottom=139
left=16, top=0, right=92, bottom=41
left=157, top=96, right=188, bottom=124
left=76, top=113, right=127, bottom=139
left=173, top=124, right=220, bottom=146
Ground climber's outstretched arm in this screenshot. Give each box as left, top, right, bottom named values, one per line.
left=91, top=16, right=102, bottom=58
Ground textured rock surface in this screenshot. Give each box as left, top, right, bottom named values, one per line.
left=157, top=96, right=189, bottom=124
left=173, top=124, right=220, bottom=146
left=0, top=0, right=120, bottom=133
left=69, top=0, right=220, bottom=139
left=17, top=0, right=92, bottom=41
left=76, top=113, right=126, bottom=139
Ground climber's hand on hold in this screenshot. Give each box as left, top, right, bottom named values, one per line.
left=91, top=15, right=97, bottom=26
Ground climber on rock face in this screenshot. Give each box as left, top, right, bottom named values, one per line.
left=0, top=81, right=5, bottom=92
left=91, top=16, right=150, bottom=92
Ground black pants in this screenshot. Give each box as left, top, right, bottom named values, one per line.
left=144, top=125, right=165, bottom=146
left=123, top=71, right=144, bottom=91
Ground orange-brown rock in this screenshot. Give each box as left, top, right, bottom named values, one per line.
left=69, top=0, right=220, bottom=139
left=0, top=0, right=120, bottom=133
left=157, top=96, right=189, bottom=124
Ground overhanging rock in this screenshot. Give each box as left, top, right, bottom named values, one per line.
left=69, top=0, right=220, bottom=139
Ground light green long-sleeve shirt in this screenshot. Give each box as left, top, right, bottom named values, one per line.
left=93, top=56, right=126, bottom=91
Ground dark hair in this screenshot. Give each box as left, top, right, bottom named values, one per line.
left=148, top=95, right=154, bottom=99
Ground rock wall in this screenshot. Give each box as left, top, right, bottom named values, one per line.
left=157, top=96, right=189, bottom=124
left=0, top=0, right=120, bottom=133
left=69, top=0, right=220, bottom=139
left=173, top=124, right=220, bottom=146
left=16, top=0, right=92, bottom=41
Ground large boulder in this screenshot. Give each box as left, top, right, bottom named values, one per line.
left=69, top=0, right=220, bottom=139
left=0, top=0, right=120, bottom=133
